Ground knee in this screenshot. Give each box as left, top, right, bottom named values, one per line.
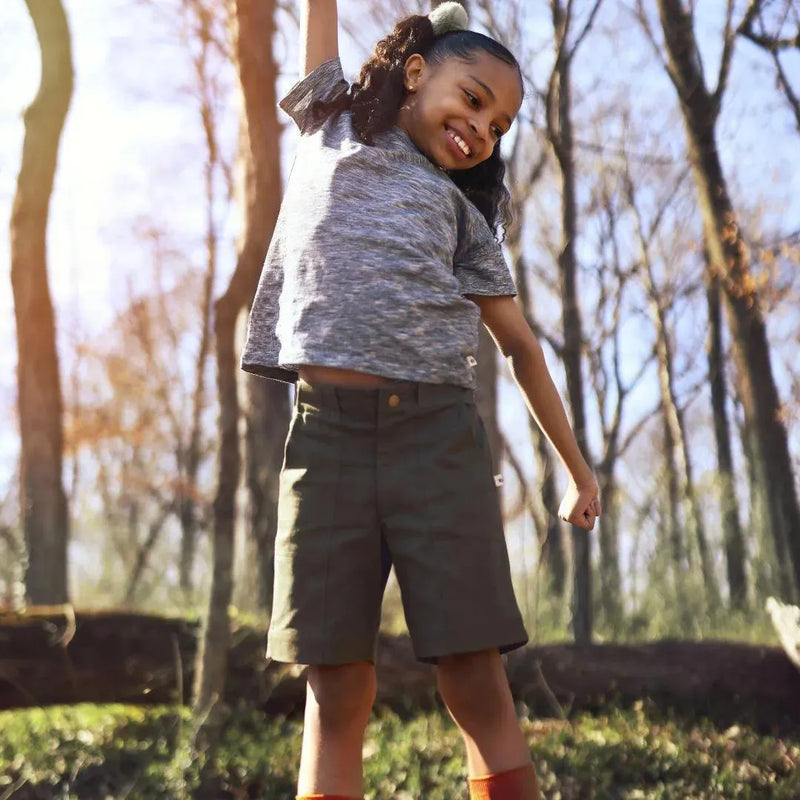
left=306, top=662, right=377, bottom=732
left=436, top=649, right=511, bottom=728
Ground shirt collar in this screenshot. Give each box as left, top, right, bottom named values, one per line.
left=375, top=125, right=448, bottom=175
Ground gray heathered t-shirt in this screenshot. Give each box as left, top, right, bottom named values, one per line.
left=240, top=57, right=516, bottom=389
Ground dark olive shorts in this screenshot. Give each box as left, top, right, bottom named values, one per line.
left=267, top=379, right=528, bottom=665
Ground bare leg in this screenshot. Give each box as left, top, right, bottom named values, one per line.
left=297, top=661, right=376, bottom=798
left=436, top=649, right=532, bottom=776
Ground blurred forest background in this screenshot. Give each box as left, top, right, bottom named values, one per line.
left=2, top=0, right=800, bottom=656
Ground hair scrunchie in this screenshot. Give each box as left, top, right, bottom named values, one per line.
left=428, top=2, right=469, bottom=35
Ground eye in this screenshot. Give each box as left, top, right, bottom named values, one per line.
left=491, top=126, right=504, bottom=139
left=464, top=90, right=480, bottom=107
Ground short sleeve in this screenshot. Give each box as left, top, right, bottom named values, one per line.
left=279, top=57, right=349, bottom=135
left=453, top=204, right=516, bottom=297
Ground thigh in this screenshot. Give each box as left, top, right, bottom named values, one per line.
left=269, top=400, right=383, bottom=665
left=383, top=399, right=527, bottom=662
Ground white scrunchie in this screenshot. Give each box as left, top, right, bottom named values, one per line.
left=429, top=2, right=469, bottom=35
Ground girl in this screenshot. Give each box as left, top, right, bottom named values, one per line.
left=241, top=2, right=600, bottom=798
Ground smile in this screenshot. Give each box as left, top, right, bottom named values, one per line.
left=446, top=127, right=472, bottom=158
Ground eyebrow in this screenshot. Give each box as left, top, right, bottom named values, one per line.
left=468, top=74, right=514, bottom=129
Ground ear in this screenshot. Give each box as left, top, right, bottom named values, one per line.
left=403, top=54, right=427, bottom=92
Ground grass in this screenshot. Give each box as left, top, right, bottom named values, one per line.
left=1, top=700, right=798, bottom=799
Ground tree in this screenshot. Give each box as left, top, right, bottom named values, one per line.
left=624, top=167, right=720, bottom=617
left=544, top=0, right=604, bottom=644
left=639, top=0, right=800, bottom=600
left=177, top=0, right=231, bottom=596
left=705, top=269, right=747, bottom=612
left=586, top=165, right=655, bottom=633
left=10, top=0, right=74, bottom=605
left=738, top=1, right=800, bottom=134
left=193, top=0, right=283, bottom=734
left=506, top=164, right=568, bottom=601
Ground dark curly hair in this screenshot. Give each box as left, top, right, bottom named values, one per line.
left=312, top=15, right=522, bottom=240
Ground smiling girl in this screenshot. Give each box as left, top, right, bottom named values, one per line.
left=241, top=3, right=600, bottom=798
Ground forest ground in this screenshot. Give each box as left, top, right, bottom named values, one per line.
left=1, top=699, right=799, bottom=800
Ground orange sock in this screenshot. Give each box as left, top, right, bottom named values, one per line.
left=296, top=796, right=362, bottom=800
left=468, top=763, right=540, bottom=800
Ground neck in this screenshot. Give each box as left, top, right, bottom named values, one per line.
left=395, top=106, right=414, bottom=139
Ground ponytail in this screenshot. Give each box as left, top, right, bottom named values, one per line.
left=312, top=15, right=435, bottom=143
left=313, top=16, right=519, bottom=240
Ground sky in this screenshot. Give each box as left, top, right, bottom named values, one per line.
left=1, top=1, right=799, bottom=580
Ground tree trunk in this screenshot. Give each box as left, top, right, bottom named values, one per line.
left=179, top=132, right=216, bottom=598
left=246, top=377, right=289, bottom=612
left=124, top=505, right=171, bottom=605
left=11, top=0, right=74, bottom=605
left=738, top=405, right=784, bottom=598
left=657, top=0, right=800, bottom=601
left=510, top=229, right=565, bottom=598
left=627, top=174, right=719, bottom=613
left=179, top=9, right=222, bottom=596
left=706, top=273, right=747, bottom=611
left=651, top=287, right=719, bottom=611
left=547, top=4, right=592, bottom=643
left=660, top=404, right=685, bottom=569
left=193, top=0, right=281, bottom=730
left=534, top=424, right=566, bottom=597
left=595, top=470, right=622, bottom=633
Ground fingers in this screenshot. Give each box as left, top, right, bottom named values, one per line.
left=559, top=509, right=597, bottom=531
left=557, top=486, right=602, bottom=531
left=571, top=503, right=601, bottom=530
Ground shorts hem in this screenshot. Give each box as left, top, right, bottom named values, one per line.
left=412, top=623, right=529, bottom=664
left=267, top=630, right=378, bottom=666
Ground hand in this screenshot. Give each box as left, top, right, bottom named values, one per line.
left=558, top=478, right=601, bottom=531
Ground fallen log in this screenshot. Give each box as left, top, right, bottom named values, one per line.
left=1, top=610, right=798, bottom=733
left=0, top=609, right=433, bottom=714
left=506, top=640, right=800, bottom=731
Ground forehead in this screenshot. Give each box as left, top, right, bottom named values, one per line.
left=438, top=51, right=523, bottom=117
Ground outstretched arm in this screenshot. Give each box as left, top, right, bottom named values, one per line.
left=470, top=294, right=601, bottom=531
left=300, top=0, right=339, bottom=77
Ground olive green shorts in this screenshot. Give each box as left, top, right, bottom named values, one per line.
left=267, top=379, right=528, bottom=665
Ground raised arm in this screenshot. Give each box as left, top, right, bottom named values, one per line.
left=300, top=0, right=339, bottom=77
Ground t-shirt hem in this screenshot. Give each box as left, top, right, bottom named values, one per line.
left=242, top=353, right=475, bottom=389
left=241, top=361, right=299, bottom=384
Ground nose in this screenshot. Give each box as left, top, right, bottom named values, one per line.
left=471, top=112, right=495, bottom=139
left=468, top=119, right=490, bottom=154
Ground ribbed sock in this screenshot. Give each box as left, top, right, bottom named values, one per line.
left=296, top=795, right=362, bottom=799
left=468, top=763, right=540, bottom=800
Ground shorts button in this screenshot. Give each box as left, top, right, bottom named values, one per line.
left=388, top=394, right=400, bottom=408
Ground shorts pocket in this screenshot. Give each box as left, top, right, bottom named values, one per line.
left=277, top=406, right=341, bottom=533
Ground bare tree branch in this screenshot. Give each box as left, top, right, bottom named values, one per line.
left=631, top=0, right=672, bottom=81
left=738, top=1, right=800, bottom=131
left=569, top=0, right=604, bottom=59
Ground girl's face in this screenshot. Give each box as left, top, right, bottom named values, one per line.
left=397, top=51, right=523, bottom=171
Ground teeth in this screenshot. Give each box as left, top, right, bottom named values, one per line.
left=448, top=129, right=471, bottom=157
